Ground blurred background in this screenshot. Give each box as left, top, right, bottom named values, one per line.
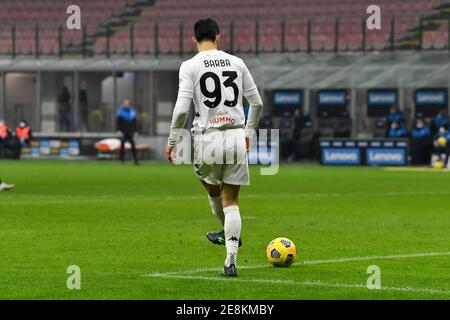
left=0, top=0, right=450, bottom=166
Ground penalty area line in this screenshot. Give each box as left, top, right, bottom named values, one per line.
left=147, top=274, right=450, bottom=295
left=144, top=251, right=450, bottom=277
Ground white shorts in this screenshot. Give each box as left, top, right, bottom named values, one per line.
left=193, top=128, right=250, bottom=186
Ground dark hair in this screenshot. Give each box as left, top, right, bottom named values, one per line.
left=194, top=18, right=220, bottom=43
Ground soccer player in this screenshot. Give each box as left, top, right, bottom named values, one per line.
left=165, top=18, right=263, bottom=277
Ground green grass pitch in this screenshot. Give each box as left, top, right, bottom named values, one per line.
left=0, top=160, right=449, bottom=299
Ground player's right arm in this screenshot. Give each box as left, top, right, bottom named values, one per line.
left=242, top=62, right=263, bottom=150
left=166, top=62, right=194, bottom=162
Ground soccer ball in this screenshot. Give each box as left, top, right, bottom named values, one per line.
left=434, top=160, right=445, bottom=169
left=266, top=237, right=297, bottom=267
left=437, top=136, right=447, bottom=147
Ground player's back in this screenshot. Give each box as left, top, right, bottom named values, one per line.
left=179, top=49, right=257, bottom=133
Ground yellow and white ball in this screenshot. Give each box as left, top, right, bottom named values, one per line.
left=266, top=237, right=297, bottom=267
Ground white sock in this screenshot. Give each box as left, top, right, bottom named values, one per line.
left=208, top=195, right=225, bottom=227
left=223, top=205, right=241, bottom=267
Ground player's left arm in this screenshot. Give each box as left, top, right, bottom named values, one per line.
left=166, top=62, right=194, bottom=163
left=242, top=63, right=263, bottom=150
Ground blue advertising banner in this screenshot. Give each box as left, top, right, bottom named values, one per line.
left=320, top=139, right=408, bottom=166
left=366, top=148, right=406, bottom=165
left=322, top=148, right=360, bottom=165
left=415, top=91, right=446, bottom=105
left=318, top=91, right=347, bottom=105
left=368, top=91, right=397, bottom=105
left=273, top=91, right=302, bottom=106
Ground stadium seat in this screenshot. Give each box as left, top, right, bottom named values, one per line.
left=0, top=0, right=445, bottom=56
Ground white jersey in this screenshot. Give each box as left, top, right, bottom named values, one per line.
left=178, top=49, right=259, bottom=133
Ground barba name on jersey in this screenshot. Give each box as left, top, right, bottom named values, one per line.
left=203, top=59, right=231, bottom=68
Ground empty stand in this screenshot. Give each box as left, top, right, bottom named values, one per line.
left=0, top=0, right=448, bottom=56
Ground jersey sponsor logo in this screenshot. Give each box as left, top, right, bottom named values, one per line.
left=208, top=111, right=236, bottom=125
left=208, top=116, right=236, bottom=125
left=203, top=59, right=231, bottom=68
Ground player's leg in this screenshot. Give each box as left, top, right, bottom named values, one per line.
left=202, top=179, right=243, bottom=246
left=193, top=130, right=242, bottom=250
left=119, top=137, right=126, bottom=163
left=200, top=179, right=230, bottom=246
left=129, top=136, right=139, bottom=165
left=200, top=180, right=225, bottom=226
left=221, top=182, right=241, bottom=277
left=219, top=129, right=249, bottom=276
left=192, top=133, right=228, bottom=241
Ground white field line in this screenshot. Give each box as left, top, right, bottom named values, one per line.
left=3, top=190, right=450, bottom=206
left=148, top=275, right=450, bottom=295
left=145, top=251, right=450, bottom=295
left=144, top=251, right=450, bottom=277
